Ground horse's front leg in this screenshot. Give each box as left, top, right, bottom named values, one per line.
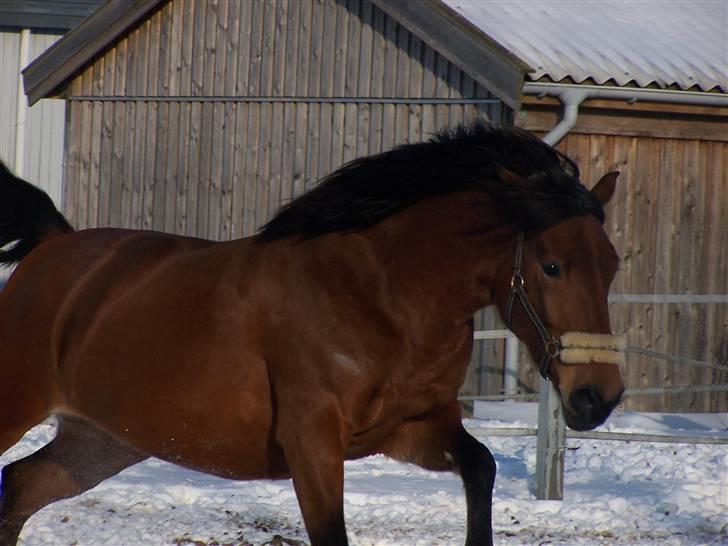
left=381, top=401, right=496, bottom=546
left=277, top=403, right=350, bottom=546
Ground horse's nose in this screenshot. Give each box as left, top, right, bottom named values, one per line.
left=568, top=385, right=621, bottom=430
left=570, top=385, right=602, bottom=417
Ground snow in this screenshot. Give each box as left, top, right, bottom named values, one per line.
left=3, top=404, right=726, bottom=545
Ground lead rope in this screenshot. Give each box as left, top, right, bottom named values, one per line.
left=505, top=233, right=562, bottom=380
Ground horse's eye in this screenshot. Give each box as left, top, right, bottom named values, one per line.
left=542, top=263, right=561, bottom=278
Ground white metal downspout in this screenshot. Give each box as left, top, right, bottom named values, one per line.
left=537, top=88, right=590, bottom=146
left=14, top=28, right=31, bottom=177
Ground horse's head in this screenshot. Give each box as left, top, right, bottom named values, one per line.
left=496, top=172, right=624, bottom=431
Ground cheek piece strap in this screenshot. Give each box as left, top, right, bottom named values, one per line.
left=505, top=233, right=626, bottom=380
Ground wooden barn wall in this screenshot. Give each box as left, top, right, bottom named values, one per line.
left=61, top=0, right=511, bottom=400
left=513, top=129, right=727, bottom=413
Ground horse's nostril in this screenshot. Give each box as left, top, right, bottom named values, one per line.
left=570, top=385, right=603, bottom=415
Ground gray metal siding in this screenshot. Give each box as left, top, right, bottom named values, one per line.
left=0, top=30, right=64, bottom=204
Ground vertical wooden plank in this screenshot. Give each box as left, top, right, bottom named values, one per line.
left=206, top=100, right=225, bottom=239
left=235, top=0, right=253, bottom=96
left=317, top=0, right=338, bottom=177
left=704, top=142, right=728, bottom=410
left=212, top=0, right=229, bottom=96
left=76, top=67, right=94, bottom=229
left=163, top=100, right=180, bottom=234
left=258, top=0, right=275, bottom=96
left=195, top=99, right=212, bottom=237
left=364, top=0, right=380, bottom=155
left=97, top=48, right=115, bottom=227
left=407, top=35, right=423, bottom=143
left=270, top=0, right=287, bottom=98
left=433, top=53, right=450, bottom=129
left=175, top=101, right=190, bottom=235
left=230, top=102, right=249, bottom=238
left=247, top=0, right=265, bottom=96
left=205, top=0, right=229, bottom=238
left=190, top=0, right=206, bottom=97
left=292, top=0, right=312, bottom=197
left=220, top=0, right=240, bottom=240
left=279, top=101, right=297, bottom=205
left=178, top=0, right=196, bottom=96
left=303, top=0, right=325, bottom=188
left=88, top=98, right=104, bottom=228
left=279, top=0, right=300, bottom=203
left=447, top=65, right=464, bottom=128
left=380, top=14, right=397, bottom=151
left=152, top=100, right=169, bottom=231
left=394, top=22, right=410, bottom=144
left=130, top=19, right=150, bottom=230
left=678, top=140, right=702, bottom=410
left=268, top=101, right=285, bottom=220
left=162, top=3, right=183, bottom=233
left=330, top=0, right=350, bottom=170
left=257, top=0, right=278, bottom=220
left=243, top=102, right=261, bottom=235
left=141, top=10, right=161, bottom=230
left=121, top=98, right=136, bottom=228
left=118, top=29, right=139, bottom=228
left=185, top=101, right=201, bottom=236
left=255, top=101, right=273, bottom=230
left=185, top=2, right=214, bottom=237
left=421, top=43, right=437, bottom=138
left=63, top=101, right=81, bottom=225
left=694, top=140, right=711, bottom=410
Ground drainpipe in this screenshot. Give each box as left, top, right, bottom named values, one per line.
left=524, top=82, right=728, bottom=146
left=534, top=87, right=590, bottom=146
left=15, top=28, right=31, bottom=177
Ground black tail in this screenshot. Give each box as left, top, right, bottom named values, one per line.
left=0, top=160, right=74, bottom=266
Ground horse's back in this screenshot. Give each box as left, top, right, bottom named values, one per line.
left=0, top=228, right=282, bottom=478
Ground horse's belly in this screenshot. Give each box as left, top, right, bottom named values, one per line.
left=67, top=347, right=289, bottom=480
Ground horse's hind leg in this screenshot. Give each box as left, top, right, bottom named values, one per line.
left=0, top=414, right=146, bottom=545
left=381, top=402, right=496, bottom=546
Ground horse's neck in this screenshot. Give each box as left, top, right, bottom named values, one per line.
left=366, top=192, right=507, bottom=327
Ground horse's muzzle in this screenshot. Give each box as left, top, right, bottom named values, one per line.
left=564, top=385, right=624, bottom=431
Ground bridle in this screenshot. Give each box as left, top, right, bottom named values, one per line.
left=504, top=233, right=627, bottom=381
left=505, top=233, right=560, bottom=380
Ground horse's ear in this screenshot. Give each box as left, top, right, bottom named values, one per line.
left=591, top=171, right=619, bottom=206
left=496, top=164, right=523, bottom=184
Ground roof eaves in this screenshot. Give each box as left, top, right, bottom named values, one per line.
left=370, top=0, right=531, bottom=111
left=23, top=0, right=164, bottom=106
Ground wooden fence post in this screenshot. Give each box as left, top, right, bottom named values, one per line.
left=535, top=377, right=565, bottom=499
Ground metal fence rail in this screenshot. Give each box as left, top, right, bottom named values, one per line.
left=465, top=426, right=728, bottom=445
left=469, top=329, right=728, bottom=501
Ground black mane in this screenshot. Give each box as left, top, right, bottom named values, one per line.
left=258, top=122, right=604, bottom=241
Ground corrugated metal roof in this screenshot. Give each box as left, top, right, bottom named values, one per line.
left=443, top=0, right=727, bottom=93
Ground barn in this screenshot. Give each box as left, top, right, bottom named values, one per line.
left=22, top=0, right=728, bottom=411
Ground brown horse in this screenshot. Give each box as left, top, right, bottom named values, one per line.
left=0, top=123, right=624, bottom=546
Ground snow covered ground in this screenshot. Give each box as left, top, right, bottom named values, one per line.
left=3, top=403, right=726, bottom=546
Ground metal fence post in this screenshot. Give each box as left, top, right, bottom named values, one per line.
left=504, top=335, right=519, bottom=394
left=535, top=377, right=565, bottom=499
